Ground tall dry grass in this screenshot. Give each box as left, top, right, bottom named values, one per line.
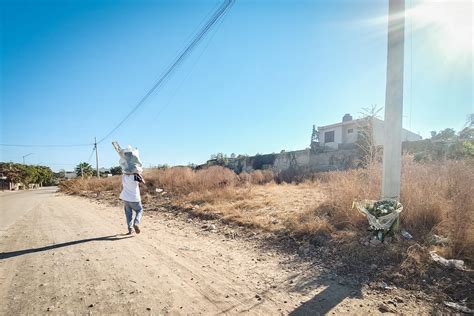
left=141, top=166, right=273, bottom=195
left=59, top=158, right=473, bottom=260
left=310, top=156, right=473, bottom=260
left=59, top=176, right=121, bottom=195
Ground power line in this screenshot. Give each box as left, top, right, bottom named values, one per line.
left=150, top=2, right=230, bottom=122
left=1, top=0, right=234, bottom=149
left=87, top=147, right=96, bottom=164
left=97, top=0, right=234, bottom=144
left=0, top=143, right=93, bottom=148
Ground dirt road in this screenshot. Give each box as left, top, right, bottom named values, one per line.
left=0, top=188, right=433, bottom=315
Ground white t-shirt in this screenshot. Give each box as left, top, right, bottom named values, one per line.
left=119, top=174, right=141, bottom=202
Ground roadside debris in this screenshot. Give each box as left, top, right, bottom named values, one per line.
left=430, top=251, right=465, bottom=271
left=429, top=234, right=449, bottom=245
left=378, top=303, right=396, bottom=313
left=400, top=230, right=413, bottom=240
left=444, top=301, right=473, bottom=313
left=378, top=281, right=396, bottom=290
left=202, top=224, right=217, bottom=231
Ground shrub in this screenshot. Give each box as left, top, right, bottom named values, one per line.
left=143, top=166, right=238, bottom=195
left=59, top=176, right=120, bottom=195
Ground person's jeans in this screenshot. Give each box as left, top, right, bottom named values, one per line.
left=124, top=201, right=143, bottom=231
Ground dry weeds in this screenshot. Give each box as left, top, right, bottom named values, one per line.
left=59, top=158, right=474, bottom=261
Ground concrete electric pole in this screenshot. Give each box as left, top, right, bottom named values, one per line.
left=95, top=137, right=100, bottom=178
left=382, top=0, right=405, bottom=200
left=22, top=153, right=34, bottom=164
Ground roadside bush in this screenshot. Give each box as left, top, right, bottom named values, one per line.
left=316, top=164, right=380, bottom=230
left=59, top=176, right=120, bottom=195
left=275, top=167, right=310, bottom=184
left=143, top=166, right=238, bottom=195
left=0, top=162, right=54, bottom=186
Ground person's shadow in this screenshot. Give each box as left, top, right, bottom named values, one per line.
left=0, top=234, right=133, bottom=260
left=288, top=280, right=361, bottom=315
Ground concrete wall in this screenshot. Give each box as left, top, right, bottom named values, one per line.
left=273, top=149, right=311, bottom=171
left=401, top=129, right=423, bottom=142
left=308, top=149, right=358, bottom=171
left=65, top=171, right=77, bottom=179
left=342, top=124, right=359, bottom=144
left=215, top=147, right=359, bottom=175
left=271, top=148, right=358, bottom=172
left=373, top=118, right=422, bottom=146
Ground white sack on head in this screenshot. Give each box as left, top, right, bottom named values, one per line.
left=112, top=141, right=143, bottom=174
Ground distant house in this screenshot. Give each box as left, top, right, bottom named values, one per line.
left=0, top=174, right=27, bottom=190
left=64, top=171, right=77, bottom=179
left=315, top=114, right=422, bottom=150
left=99, top=167, right=112, bottom=177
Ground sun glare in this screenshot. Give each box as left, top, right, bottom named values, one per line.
left=408, top=0, right=472, bottom=58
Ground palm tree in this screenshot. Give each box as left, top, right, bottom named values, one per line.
left=75, top=162, right=94, bottom=178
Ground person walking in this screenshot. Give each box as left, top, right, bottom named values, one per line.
left=120, top=173, right=145, bottom=234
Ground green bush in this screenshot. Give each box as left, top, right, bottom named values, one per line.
left=0, top=163, right=54, bottom=186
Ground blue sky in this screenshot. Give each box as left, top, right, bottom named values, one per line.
left=1, top=0, right=472, bottom=171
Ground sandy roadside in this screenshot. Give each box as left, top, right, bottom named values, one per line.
left=0, top=190, right=435, bottom=315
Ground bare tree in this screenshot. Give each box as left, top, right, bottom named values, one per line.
left=356, top=105, right=383, bottom=168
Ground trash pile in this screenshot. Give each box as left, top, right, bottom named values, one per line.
left=112, top=141, right=143, bottom=174
left=354, top=199, right=403, bottom=241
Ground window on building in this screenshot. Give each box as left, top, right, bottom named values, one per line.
left=348, top=128, right=354, bottom=134
left=324, top=131, right=335, bottom=143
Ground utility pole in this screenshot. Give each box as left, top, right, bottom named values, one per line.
left=382, top=0, right=405, bottom=200
left=95, top=137, right=100, bottom=178
left=22, top=153, right=34, bottom=164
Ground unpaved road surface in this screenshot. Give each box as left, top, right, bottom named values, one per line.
left=0, top=187, right=434, bottom=315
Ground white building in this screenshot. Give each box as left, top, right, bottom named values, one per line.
left=64, top=171, right=77, bottom=179
left=316, top=114, right=422, bottom=150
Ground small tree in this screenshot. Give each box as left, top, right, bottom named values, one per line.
left=210, top=153, right=228, bottom=166
left=356, top=105, right=383, bottom=167
left=110, top=166, right=122, bottom=175
left=75, top=162, right=94, bottom=177
left=36, top=166, right=54, bottom=185
left=432, top=128, right=456, bottom=141
left=459, top=127, right=474, bottom=140
left=463, top=141, right=474, bottom=157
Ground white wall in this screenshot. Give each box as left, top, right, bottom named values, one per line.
left=65, top=172, right=77, bottom=179
left=342, top=123, right=359, bottom=144
left=320, top=126, right=343, bottom=149
left=401, top=129, right=422, bottom=142
left=373, top=119, right=422, bottom=145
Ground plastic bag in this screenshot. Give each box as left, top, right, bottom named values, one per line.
left=112, top=141, right=143, bottom=174
left=354, top=199, right=403, bottom=232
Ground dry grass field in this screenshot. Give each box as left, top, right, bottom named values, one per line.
left=60, top=156, right=473, bottom=262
